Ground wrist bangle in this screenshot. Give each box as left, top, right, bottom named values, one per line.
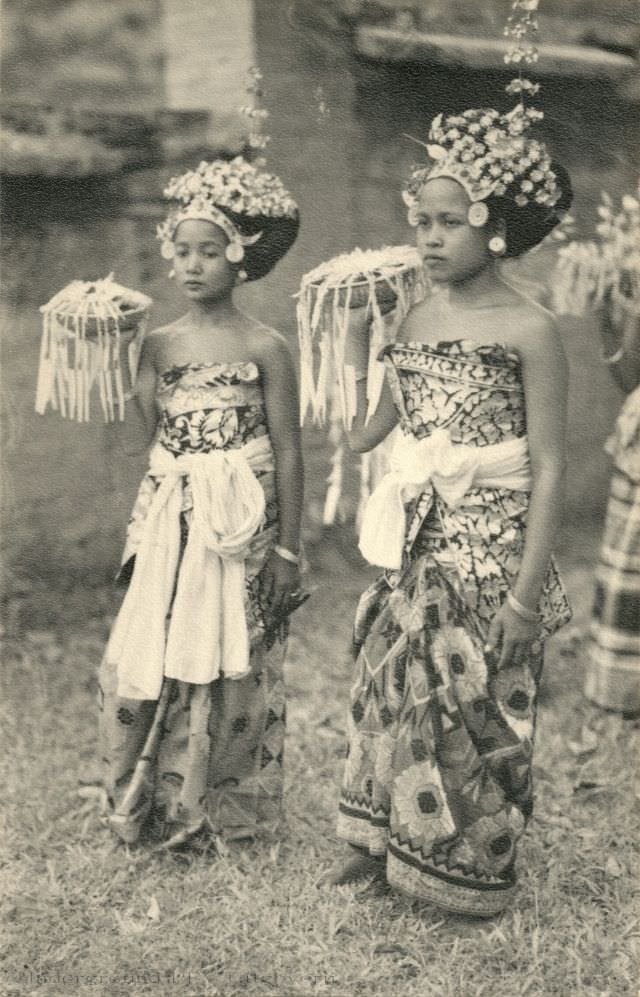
left=122, top=387, right=139, bottom=402
left=600, top=346, right=624, bottom=365
left=274, top=545, right=300, bottom=565
left=506, top=591, right=539, bottom=622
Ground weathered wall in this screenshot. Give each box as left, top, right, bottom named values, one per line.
left=1, top=0, right=164, bottom=108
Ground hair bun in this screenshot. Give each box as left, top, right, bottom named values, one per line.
left=220, top=207, right=300, bottom=281
left=490, top=161, right=573, bottom=258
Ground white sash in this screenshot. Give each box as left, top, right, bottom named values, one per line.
left=359, top=428, right=531, bottom=570
left=107, top=435, right=274, bottom=700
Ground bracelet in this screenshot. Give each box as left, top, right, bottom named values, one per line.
left=122, top=386, right=139, bottom=402
left=274, top=545, right=300, bottom=565
left=600, top=346, right=624, bottom=365
left=506, top=591, right=539, bottom=622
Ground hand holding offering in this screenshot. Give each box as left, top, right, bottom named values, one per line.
left=296, top=245, right=426, bottom=429
left=36, top=274, right=152, bottom=423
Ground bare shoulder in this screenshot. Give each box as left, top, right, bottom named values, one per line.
left=247, top=321, right=294, bottom=377
left=511, top=302, right=562, bottom=351
left=510, top=302, right=564, bottom=360
left=396, top=294, right=438, bottom=341
left=145, top=317, right=185, bottom=341
left=141, top=319, right=183, bottom=363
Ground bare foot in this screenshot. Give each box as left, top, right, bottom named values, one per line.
left=316, top=848, right=386, bottom=887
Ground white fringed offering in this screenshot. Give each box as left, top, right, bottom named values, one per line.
left=36, top=274, right=152, bottom=423
left=295, top=246, right=427, bottom=526
left=552, top=187, right=640, bottom=323
left=296, top=245, right=426, bottom=428
left=552, top=242, right=640, bottom=323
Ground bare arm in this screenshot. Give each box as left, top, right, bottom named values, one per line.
left=599, top=299, right=640, bottom=394
left=259, top=334, right=304, bottom=620
left=113, top=334, right=159, bottom=455
left=487, top=315, right=568, bottom=666
left=513, top=316, right=568, bottom=609
left=343, top=307, right=398, bottom=453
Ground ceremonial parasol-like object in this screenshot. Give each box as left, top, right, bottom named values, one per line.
left=296, top=246, right=427, bottom=525
left=36, top=274, right=152, bottom=423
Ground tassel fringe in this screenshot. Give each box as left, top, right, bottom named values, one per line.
left=35, top=275, right=152, bottom=423
left=296, top=246, right=427, bottom=525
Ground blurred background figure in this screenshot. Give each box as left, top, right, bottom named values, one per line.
left=586, top=302, right=640, bottom=714
left=554, top=184, right=640, bottom=714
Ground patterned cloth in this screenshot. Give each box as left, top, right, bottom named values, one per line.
left=585, top=385, right=640, bottom=714
left=98, top=362, right=287, bottom=845
left=337, top=340, right=571, bottom=916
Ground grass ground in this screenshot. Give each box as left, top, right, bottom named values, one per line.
left=1, top=527, right=639, bottom=997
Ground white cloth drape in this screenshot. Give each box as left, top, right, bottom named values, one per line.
left=107, top=436, right=274, bottom=700
left=358, top=428, right=531, bottom=570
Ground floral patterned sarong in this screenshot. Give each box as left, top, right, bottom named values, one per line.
left=97, top=361, right=286, bottom=846
left=337, top=340, right=571, bottom=916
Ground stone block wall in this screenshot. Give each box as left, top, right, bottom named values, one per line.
left=1, top=0, right=165, bottom=109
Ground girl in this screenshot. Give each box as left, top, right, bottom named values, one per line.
left=322, top=106, right=573, bottom=915
left=97, top=157, right=304, bottom=847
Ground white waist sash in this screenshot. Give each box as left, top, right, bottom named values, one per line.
left=107, top=435, right=274, bottom=700
left=359, top=428, right=531, bottom=570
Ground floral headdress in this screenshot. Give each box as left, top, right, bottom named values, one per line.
left=403, top=0, right=561, bottom=230
left=156, top=156, right=298, bottom=263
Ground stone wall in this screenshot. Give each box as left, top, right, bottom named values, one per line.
left=1, top=0, right=164, bottom=109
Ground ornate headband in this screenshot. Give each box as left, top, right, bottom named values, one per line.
left=157, top=202, right=261, bottom=262
left=156, top=155, right=298, bottom=261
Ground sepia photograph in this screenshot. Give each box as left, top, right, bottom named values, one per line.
left=1, top=1, right=639, bottom=995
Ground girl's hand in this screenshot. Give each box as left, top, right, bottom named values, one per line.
left=485, top=602, right=538, bottom=669
left=261, top=551, right=301, bottom=625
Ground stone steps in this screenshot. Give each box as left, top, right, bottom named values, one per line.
left=355, top=25, right=637, bottom=82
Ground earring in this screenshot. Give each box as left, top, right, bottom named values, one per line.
left=225, top=242, right=245, bottom=264
left=168, top=268, right=175, bottom=279
left=236, top=268, right=248, bottom=284
left=489, top=236, right=506, bottom=257
left=468, top=202, right=489, bottom=227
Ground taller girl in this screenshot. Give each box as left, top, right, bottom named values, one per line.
left=97, top=157, right=303, bottom=847
left=325, top=105, right=573, bottom=915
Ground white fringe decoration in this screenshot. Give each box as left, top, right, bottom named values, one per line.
left=552, top=184, right=640, bottom=323
left=296, top=246, right=427, bottom=525
left=36, top=274, right=152, bottom=423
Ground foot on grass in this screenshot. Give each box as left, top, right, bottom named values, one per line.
left=316, top=847, right=386, bottom=887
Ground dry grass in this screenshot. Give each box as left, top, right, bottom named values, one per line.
left=1, top=532, right=639, bottom=997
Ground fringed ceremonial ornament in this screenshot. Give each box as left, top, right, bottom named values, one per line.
left=36, top=275, right=152, bottom=423
left=296, top=246, right=426, bottom=429
left=553, top=185, right=640, bottom=324
left=296, top=246, right=426, bottom=525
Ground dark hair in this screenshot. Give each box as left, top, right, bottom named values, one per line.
left=486, top=161, right=573, bottom=258
left=218, top=206, right=300, bottom=282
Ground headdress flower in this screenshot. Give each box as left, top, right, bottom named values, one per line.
left=403, top=104, right=560, bottom=227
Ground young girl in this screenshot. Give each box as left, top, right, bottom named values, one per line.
left=322, top=106, right=573, bottom=915
left=97, top=157, right=304, bottom=847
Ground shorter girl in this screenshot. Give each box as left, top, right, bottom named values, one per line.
left=322, top=105, right=573, bottom=916
left=97, top=157, right=304, bottom=847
